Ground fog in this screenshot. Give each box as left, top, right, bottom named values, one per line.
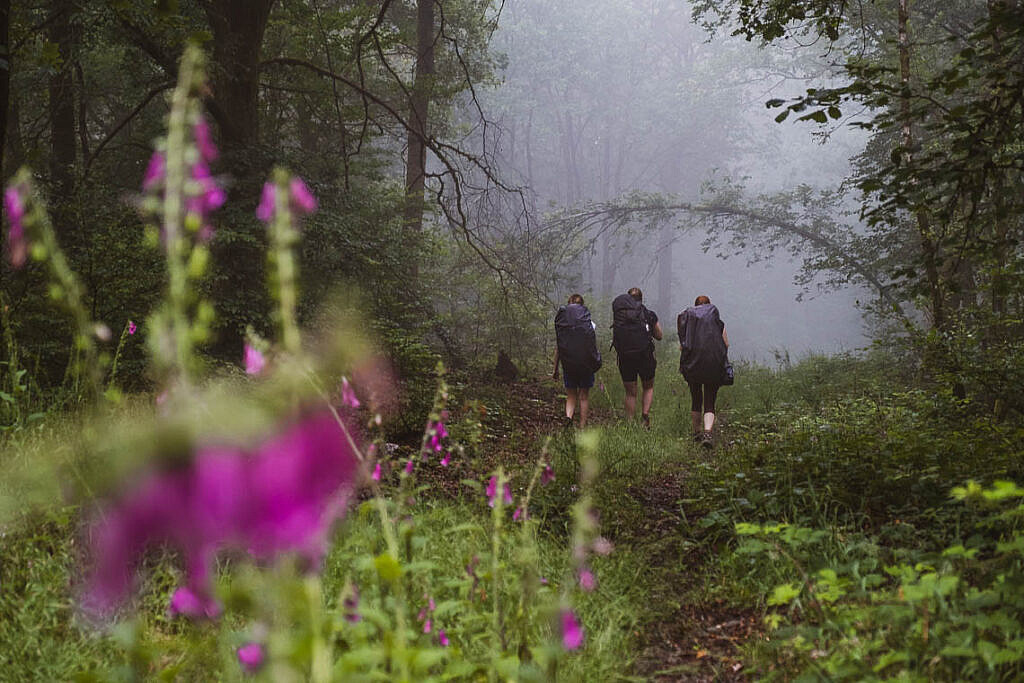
left=483, top=0, right=874, bottom=360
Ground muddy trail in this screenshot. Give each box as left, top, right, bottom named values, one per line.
left=412, top=376, right=757, bottom=682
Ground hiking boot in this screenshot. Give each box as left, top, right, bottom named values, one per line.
left=562, top=415, right=574, bottom=430
left=701, top=431, right=714, bottom=450
left=691, top=432, right=702, bottom=444
left=641, top=413, right=651, bottom=430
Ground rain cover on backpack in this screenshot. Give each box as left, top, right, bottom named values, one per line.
left=555, top=304, right=602, bottom=375
left=611, top=293, right=651, bottom=355
left=677, top=303, right=728, bottom=384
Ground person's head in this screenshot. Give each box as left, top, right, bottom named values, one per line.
left=694, top=295, right=711, bottom=306
left=568, top=293, right=584, bottom=305
left=628, top=287, right=643, bottom=302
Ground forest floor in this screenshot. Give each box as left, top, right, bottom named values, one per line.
left=418, top=375, right=757, bottom=682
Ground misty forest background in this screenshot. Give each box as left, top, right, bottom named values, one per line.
left=3, top=0, right=1024, bottom=680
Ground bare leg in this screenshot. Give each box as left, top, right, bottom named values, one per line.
left=704, top=411, right=715, bottom=432
left=579, top=388, right=591, bottom=428
left=565, top=388, right=578, bottom=421
left=623, top=381, right=638, bottom=418
left=641, top=378, right=655, bottom=417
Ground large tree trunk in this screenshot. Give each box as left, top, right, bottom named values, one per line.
left=48, top=0, right=77, bottom=204
left=403, top=0, right=435, bottom=265
left=0, top=0, right=9, bottom=180
left=203, top=0, right=277, bottom=360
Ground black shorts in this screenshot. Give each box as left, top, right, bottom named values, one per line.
left=617, top=350, right=656, bottom=383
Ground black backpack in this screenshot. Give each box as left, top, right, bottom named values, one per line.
left=611, top=293, right=650, bottom=355
left=555, top=304, right=602, bottom=374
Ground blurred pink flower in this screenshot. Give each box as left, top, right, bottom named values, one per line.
left=4, top=185, right=26, bottom=268
left=194, top=117, right=219, bottom=163
left=169, top=585, right=220, bottom=619
left=541, top=463, right=555, bottom=485
left=440, top=452, right=450, bottom=467
left=343, top=584, right=361, bottom=623
left=256, top=182, right=276, bottom=223
left=237, top=642, right=265, bottom=673
left=438, top=629, right=449, bottom=647
left=289, top=177, right=317, bottom=214
left=83, top=411, right=359, bottom=617
left=142, top=151, right=165, bottom=191
left=244, top=344, right=265, bottom=376
left=372, top=463, right=381, bottom=481
left=513, top=507, right=522, bottom=521
left=578, top=568, right=596, bottom=592
left=592, top=537, right=614, bottom=556
left=561, top=609, right=584, bottom=650
left=340, top=377, right=360, bottom=408
left=486, top=476, right=497, bottom=507
left=127, top=320, right=137, bottom=336
left=405, top=459, right=414, bottom=474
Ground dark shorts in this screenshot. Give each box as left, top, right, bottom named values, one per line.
left=563, top=371, right=595, bottom=389
left=617, top=350, right=656, bottom=383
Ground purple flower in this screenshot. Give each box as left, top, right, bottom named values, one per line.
left=4, top=185, right=27, bottom=268
left=83, top=411, right=360, bottom=617
left=237, top=642, right=265, bottom=673
left=372, top=463, right=381, bottom=481
left=486, top=476, right=498, bottom=507
left=541, top=463, right=555, bottom=485
left=244, top=344, right=265, bottom=376
left=438, top=629, right=449, bottom=647
left=423, top=618, right=432, bottom=634
left=194, top=117, right=219, bottom=163
left=340, top=377, right=360, bottom=408
left=142, top=152, right=165, bottom=191
left=127, top=320, right=137, bottom=336
left=440, top=452, right=450, bottom=467
left=578, top=568, right=596, bottom=592
left=561, top=609, right=584, bottom=650
left=513, top=507, right=522, bottom=521
left=405, top=459, right=414, bottom=475
left=256, top=182, right=276, bottom=223
left=592, top=537, right=614, bottom=556
left=169, top=585, right=221, bottom=619
left=289, top=177, right=317, bottom=215
left=190, top=162, right=226, bottom=212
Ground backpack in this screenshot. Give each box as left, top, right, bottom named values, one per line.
left=555, top=304, right=602, bottom=375
left=611, top=293, right=651, bottom=355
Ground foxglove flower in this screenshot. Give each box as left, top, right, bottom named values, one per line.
left=405, top=459, right=414, bottom=474
left=340, top=377, right=360, bottom=408
left=244, top=344, right=265, bottom=376
left=541, top=463, right=555, bottom=485
left=256, top=182, right=276, bottom=223
left=84, top=411, right=359, bottom=617
left=4, top=185, right=27, bottom=268
left=578, top=568, right=596, bottom=592
left=289, top=177, right=317, bottom=214
left=372, top=463, right=381, bottom=481
left=438, top=630, right=449, bottom=647
left=237, top=642, right=265, bottom=673
left=127, top=320, right=137, bottom=336
left=169, top=585, right=220, bottom=619
left=513, top=507, right=522, bottom=521
left=440, top=452, right=450, bottom=467
left=486, top=476, right=498, bottom=507
left=194, top=117, right=219, bottom=163
left=561, top=609, right=584, bottom=650
left=142, top=152, right=165, bottom=191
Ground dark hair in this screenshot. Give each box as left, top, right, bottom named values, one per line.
left=568, top=293, right=584, bottom=305
left=694, top=295, right=711, bottom=306
left=628, top=287, right=643, bottom=302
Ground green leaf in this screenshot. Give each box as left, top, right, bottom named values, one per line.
left=827, top=106, right=842, bottom=119
left=767, top=583, right=801, bottom=606
left=774, top=110, right=790, bottom=123
left=374, top=553, right=402, bottom=584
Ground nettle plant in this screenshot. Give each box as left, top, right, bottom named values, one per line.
left=4, top=46, right=601, bottom=680
left=736, top=481, right=1024, bottom=681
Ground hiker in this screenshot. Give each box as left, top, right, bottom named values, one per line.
left=677, top=295, right=729, bottom=449
left=552, top=294, right=601, bottom=428
left=611, top=287, right=663, bottom=428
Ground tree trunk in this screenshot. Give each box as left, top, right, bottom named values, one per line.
left=48, top=0, right=77, bottom=202
left=656, top=221, right=674, bottom=320
left=0, top=0, right=9, bottom=179
left=403, top=0, right=435, bottom=264
left=204, top=0, right=276, bottom=153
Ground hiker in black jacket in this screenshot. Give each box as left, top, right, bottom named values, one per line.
left=552, top=293, right=600, bottom=428
left=677, top=295, right=730, bottom=449
left=612, top=287, right=663, bottom=429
